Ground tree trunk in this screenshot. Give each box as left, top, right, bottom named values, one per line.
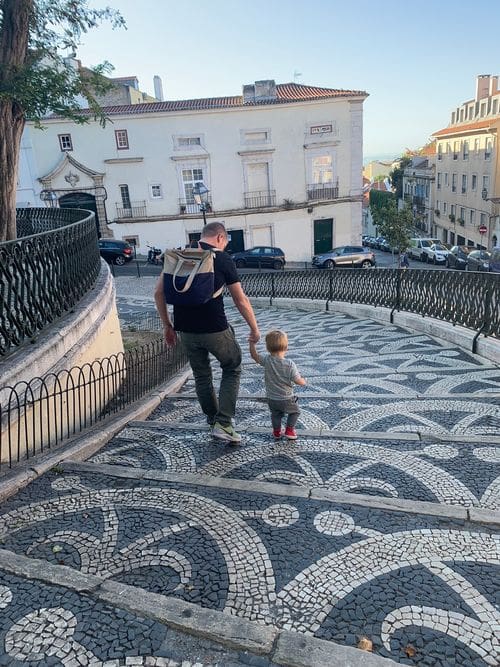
left=0, top=0, right=34, bottom=241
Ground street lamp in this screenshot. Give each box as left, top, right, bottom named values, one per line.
left=192, top=182, right=209, bottom=225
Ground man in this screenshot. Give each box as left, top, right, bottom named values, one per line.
left=154, top=222, right=260, bottom=443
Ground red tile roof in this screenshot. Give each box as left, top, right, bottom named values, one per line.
left=62, top=82, right=368, bottom=117
left=433, top=119, right=499, bottom=137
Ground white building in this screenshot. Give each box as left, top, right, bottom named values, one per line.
left=23, top=79, right=368, bottom=260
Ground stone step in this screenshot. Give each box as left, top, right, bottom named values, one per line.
left=0, top=463, right=498, bottom=666
left=149, top=394, right=500, bottom=437
left=87, top=422, right=500, bottom=510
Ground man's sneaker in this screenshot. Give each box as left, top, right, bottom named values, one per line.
left=273, top=428, right=282, bottom=440
left=212, top=422, right=242, bottom=444
left=285, top=426, right=298, bottom=440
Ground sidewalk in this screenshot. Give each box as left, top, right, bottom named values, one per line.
left=0, top=284, right=498, bottom=666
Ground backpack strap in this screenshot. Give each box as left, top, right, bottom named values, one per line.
left=172, top=256, right=203, bottom=294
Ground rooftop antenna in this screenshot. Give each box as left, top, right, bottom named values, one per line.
left=293, top=70, right=302, bottom=83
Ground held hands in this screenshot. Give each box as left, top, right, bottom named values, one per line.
left=248, top=328, right=260, bottom=343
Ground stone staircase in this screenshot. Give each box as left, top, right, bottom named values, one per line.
left=0, top=305, right=499, bottom=666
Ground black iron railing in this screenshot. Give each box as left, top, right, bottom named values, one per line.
left=115, top=201, right=147, bottom=218
left=179, top=197, right=213, bottom=215
left=238, top=268, right=500, bottom=339
left=1, top=208, right=101, bottom=358
left=244, top=190, right=276, bottom=209
left=307, top=184, right=339, bottom=201
left=0, top=338, right=188, bottom=471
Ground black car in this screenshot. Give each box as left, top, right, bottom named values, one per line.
left=466, top=249, right=491, bottom=272
left=231, top=246, right=286, bottom=270
left=98, top=239, right=134, bottom=265
left=446, top=245, right=471, bottom=270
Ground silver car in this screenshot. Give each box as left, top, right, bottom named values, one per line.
left=312, top=245, right=376, bottom=269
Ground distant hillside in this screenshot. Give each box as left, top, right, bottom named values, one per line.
left=363, top=153, right=398, bottom=165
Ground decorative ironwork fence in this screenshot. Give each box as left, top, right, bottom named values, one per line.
left=0, top=338, right=188, bottom=471
left=1, top=208, right=101, bottom=357
left=238, top=268, right=500, bottom=339
left=243, top=190, right=277, bottom=209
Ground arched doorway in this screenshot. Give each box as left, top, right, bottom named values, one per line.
left=59, top=192, right=100, bottom=237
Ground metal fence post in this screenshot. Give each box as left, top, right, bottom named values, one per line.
left=390, top=268, right=402, bottom=324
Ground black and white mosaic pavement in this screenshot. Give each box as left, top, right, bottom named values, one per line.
left=0, top=469, right=498, bottom=666
left=1, top=285, right=499, bottom=666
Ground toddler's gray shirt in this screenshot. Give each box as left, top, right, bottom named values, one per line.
left=258, top=354, right=300, bottom=400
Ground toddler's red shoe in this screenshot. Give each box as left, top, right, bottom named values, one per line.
left=273, top=428, right=282, bottom=440
left=285, top=426, right=297, bottom=440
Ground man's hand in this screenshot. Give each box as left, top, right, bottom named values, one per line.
left=248, top=327, right=260, bottom=343
left=163, top=324, right=177, bottom=347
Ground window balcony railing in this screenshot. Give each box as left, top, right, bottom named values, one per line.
left=179, top=196, right=213, bottom=215
left=243, top=190, right=276, bottom=209
left=115, top=201, right=147, bottom=218
left=307, top=183, right=339, bottom=201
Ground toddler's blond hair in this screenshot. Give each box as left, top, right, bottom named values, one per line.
left=265, top=330, right=288, bottom=353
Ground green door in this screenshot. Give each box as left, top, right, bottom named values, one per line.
left=314, top=219, right=333, bottom=254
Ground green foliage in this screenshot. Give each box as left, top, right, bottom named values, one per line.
left=369, top=188, right=412, bottom=253
left=0, top=0, right=125, bottom=126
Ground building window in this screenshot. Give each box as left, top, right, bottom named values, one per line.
left=469, top=105, right=474, bottom=119
left=470, top=210, right=475, bottom=226
left=482, top=175, right=489, bottom=192
left=452, top=173, right=457, bottom=193
left=450, top=204, right=455, bottom=217
left=485, top=139, right=492, bottom=160
left=58, top=134, right=73, bottom=151
left=437, top=144, right=443, bottom=160
left=437, top=173, right=442, bottom=189
left=119, top=184, right=131, bottom=209
left=493, top=99, right=498, bottom=115
left=311, top=156, right=333, bottom=184
left=150, top=184, right=162, bottom=199
left=480, top=213, right=486, bottom=226
left=115, top=129, right=129, bottom=150
left=443, top=202, right=447, bottom=214
left=182, top=168, right=204, bottom=202
left=462, top=141, right=469, bottom=160
left=461, top=174, right=467, bottom=193
left=177, top=136, right=201, bottom=148
left=474, top=138, right=480, bottom=153
left=459, top=109, right=464, bottom=122
left=444, top=172, right=449, bottom=187
left=460, top=207, right=465, bottom=222
left=453, top=141, right=459, bottom=160
left=480, top=102, right=486, bottom=117
left=471, top=174, right=477, bottom=191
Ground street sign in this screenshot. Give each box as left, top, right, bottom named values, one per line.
left=479, top=224, right=487, bottom=234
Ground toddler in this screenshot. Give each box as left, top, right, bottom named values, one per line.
left=249, top=330, right=306, bottom=440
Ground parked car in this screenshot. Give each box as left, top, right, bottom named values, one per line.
left=98, top=239, right=134, bottom=265
left=446, top=245, right=472, bottom=270
left=490, top=246, right=500, bottom=273
left=231, top=246, right=286, bottom=269
left=374, top=236, right=387, bottom=250
left=466, top=249, right=491, bottom=272
left=422, top=242, right=450, bottom=264
left=312, top=245, right=376, bottom=269
left=407, top=238, right=441, bottom=261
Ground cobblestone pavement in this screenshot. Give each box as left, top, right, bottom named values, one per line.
left=0, top=276, right=498, bottom=666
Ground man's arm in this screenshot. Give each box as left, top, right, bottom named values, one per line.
left=154, top=275, right=176, bottom=346
left=227, top=282, right=260, bottom=342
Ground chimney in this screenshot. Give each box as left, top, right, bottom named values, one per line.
left=489, top=76, right=499, bottom=96
left=153, top=75, right=164, bottom=102
left=242, top=80, right=277, bottom=104
left=476, top=74, right=491, bottom=102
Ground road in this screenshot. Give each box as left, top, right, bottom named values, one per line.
left=107, top=248, right=452, bottom=277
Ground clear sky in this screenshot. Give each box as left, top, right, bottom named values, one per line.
left=76, top=0, right=500, bottom=160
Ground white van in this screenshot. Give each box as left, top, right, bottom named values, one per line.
left=407, top=238, right=440, bottom=261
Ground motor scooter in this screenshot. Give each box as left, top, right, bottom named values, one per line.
left=147, top=244, right=162, bottom=265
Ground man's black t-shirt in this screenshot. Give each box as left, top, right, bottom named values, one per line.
left=172, top=242, right=240, bottom=333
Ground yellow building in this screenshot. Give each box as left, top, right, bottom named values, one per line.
left=432, top=75, right=500, bottom=249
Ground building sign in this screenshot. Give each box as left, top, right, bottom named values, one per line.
left=310, top=124, right=333, bottom=135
